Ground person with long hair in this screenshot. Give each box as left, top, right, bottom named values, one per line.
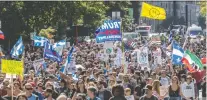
left=14, top=81, right=23, bottom=96
left=76, top=80, right=87, bottom=94
left=152, top=80, right=161, bottom=99
left=109, top=84, right=127, bottom=100
left=162, top=76, right=186, bottom=100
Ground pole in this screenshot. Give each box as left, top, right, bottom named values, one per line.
left=11, top=74, right=13, bottom=100
left=76, top=26, right=78, bottom=45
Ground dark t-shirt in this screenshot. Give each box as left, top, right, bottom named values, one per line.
left=2, top=96, right=16, bottom=100
left=202, top=82, right=206, bottom=97
left=139, top=95, right=158, bottom=100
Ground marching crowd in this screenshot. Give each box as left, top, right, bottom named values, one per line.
left=0, top=35, right=206, bottom=100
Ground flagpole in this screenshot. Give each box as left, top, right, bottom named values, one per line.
left=120, top=19, right=127, bottom=74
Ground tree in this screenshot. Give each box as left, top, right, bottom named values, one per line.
left=198, top=15, right=206, bottom=29
left=198, top=1, right=206, bottom=17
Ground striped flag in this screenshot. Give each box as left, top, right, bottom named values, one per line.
left=182, top=50, right=203, bottom=71
left=168, top=31, right=173, bottom=42
left=10, top=36, right=24, bottom=58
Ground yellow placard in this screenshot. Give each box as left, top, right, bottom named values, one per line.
left=141, top=2, right=166, bottom=20
left=1, top=59, right=23, bottom=75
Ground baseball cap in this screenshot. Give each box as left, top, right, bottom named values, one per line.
left=143, top=84, right=152, bottom=90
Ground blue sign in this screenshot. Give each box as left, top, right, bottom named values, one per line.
left=95, top=20, right=122, bottom=43
left=44, top=42, right=62, bottom=62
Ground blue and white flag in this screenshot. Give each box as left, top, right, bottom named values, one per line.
left=34, top=36, right=48, bottom=47
left=168, top=31, right=173, bottom=42
left=172, top=41, right=184, bottom=65
left=53, top=39, right=66, bottom=48
left=52, top=39, right=66, bottom=56
left=63, top=46, right=75, bottom=74
left=10, top=36, right=24, bottom=58
left=44, top=42, right=62, bottom=62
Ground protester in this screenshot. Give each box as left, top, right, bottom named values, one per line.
left=0, top=27, right=205, bottom=100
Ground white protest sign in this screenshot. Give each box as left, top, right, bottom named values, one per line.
left=6, top=74, right=16, bottom=79
left=103, top=41, right=114, bottom=61
left=65, top=58, right=76, bottom=74
left=137, top=46, right=149, bottom=68
left=153, top=48, right=162, bottom=65
left=33, top=58, right=45, bottom=74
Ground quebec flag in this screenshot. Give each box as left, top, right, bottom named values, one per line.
left=172, top=41, right=184, bottom=65
left=33, top=36, right=48, bottom=47
left=44, top=42, right=62, bottom=62
left=52, top=39, right=66, bottom=56
left=10, top=36, right=24, bottom=58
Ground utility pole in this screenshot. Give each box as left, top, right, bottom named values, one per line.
left=185, top=4, right=188, bottom=27
left=173, top=1, right=177, bottom=24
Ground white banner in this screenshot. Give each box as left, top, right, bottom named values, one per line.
left=65, top=58, right=76, bottom=74
left=153, top=48, right=162, bottom=65
left=33, top=58, right=45, bottom=74
left=137, top=47, right=149, bottom=68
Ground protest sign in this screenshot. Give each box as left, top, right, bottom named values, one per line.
left=150, top=35, right=161, bottom=45
left=96, top=20, right=122, bottom=43
left=65, top=58, right=76, bottom=73
left=33, top=58, right=45, bottom=74
left=1, top=59, right=23, bottom=75
left=153, top=48, right=162, bottom=65
left=137, top=47, right=149, bottom=68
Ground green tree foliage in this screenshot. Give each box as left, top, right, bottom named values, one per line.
left=198, top=1, right=206, bottom=17
left=198, top=15, right=206, bottom=29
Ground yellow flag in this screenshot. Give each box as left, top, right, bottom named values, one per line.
left=141, top=2, right=166, bottom=20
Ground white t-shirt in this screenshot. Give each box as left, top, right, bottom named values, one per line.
left=181, top=82, right=195, bottom=98
left=125, top=95, right=135, bottom=100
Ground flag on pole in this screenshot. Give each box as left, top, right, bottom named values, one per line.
left=63, top=46, right=75, bottom=74
left=168, top=31, right=173, bottom=42
left=0, top=30, right=5, bottom=40
left=33, top=36, right=48, bottom=47
left=182, top=50, right=203, bottom=70
left=10, top=36, right=24, bottom=58
left=141, top=2, right=166, bottom=20
left=172, top=41, right=184, bottom=65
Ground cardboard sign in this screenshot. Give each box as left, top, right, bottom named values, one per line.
left=1, top=59, right=23, bottom=75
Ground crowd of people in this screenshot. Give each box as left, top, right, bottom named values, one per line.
left=0, top=34, right=206, bottom=100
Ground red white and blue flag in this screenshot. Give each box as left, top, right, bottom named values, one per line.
left=0, top=30, right=5, bottom=40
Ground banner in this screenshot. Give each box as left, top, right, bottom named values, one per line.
left=44, top=42, right=62, bottom=62
left=33, top=58, right=45, bottom=74
left=137, top=47, right=149, bottom=68
left=150, top=35, right=161, bottom=44
left=96, top=20, right=122, bottom=43
left=1, top=59, right=23, bottom=75
left=153, top=48, right=162, bottom=65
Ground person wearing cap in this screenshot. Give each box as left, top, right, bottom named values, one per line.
left=44, top=88, right=55, bottom=100
left=86, top=86, right=101, bottom=100
left=139, top=84, right=158, bottom=100
left=25, top=83, right=39, bottom=100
